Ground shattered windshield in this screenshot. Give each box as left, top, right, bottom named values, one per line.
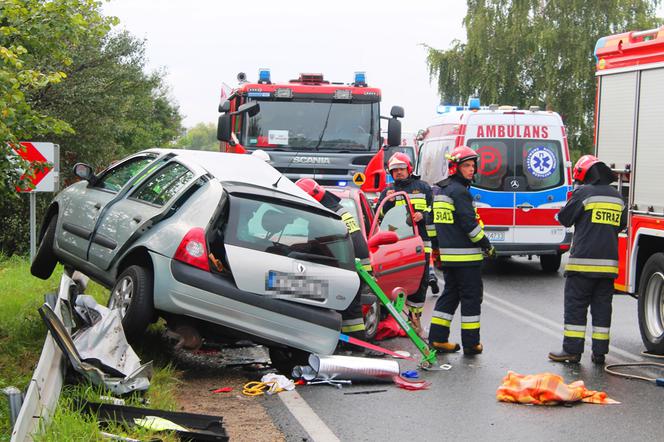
left=242, top=101, right=379, bottom=151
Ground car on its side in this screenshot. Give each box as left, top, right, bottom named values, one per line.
left=326, top=186, right=427, bottom=338
left=31, top=149, right=377, bottom=364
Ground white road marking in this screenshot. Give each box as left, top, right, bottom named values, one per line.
left=484, top=292, right=642, bottom=362
left=278, top=389, right=340, bottom=442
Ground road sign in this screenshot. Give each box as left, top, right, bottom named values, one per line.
left=353, top=172, right=365, bottom=186
left=12, top=142, right=59, bottom=192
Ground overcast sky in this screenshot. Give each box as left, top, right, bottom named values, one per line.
left=102, top=0, right=468, bottom=133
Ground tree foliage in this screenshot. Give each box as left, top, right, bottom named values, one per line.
left=426, top=0, right=662, bottom=154
left=175, top=122, right=218, bottom=151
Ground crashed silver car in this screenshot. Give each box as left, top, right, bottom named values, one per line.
left=31, top=149, right=361, bottom=358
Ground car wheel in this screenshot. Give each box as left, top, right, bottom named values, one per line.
left=268, top=346, right=310, bottom=377
left=540, top=254, right=561, bottom=273
left=108, top=265, right=154, bottom=340
left=363, top=300, right=381, bottom=340
left=31, top=216, right=58, bottom=280
left=638, top=253, right=664, bottom=354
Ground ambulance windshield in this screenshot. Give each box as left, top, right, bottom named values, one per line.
left=468, top=139, right=565, bottom=191
left=242, top=101, right=379, bottom=151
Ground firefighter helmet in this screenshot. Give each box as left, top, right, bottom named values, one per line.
left=573, top=154, right=601, bottom=183
left=447, top=146, right=478, bottom=175
left=295, top=178, right=325, bottom=202
left=387, top=152, right=413, bottom=175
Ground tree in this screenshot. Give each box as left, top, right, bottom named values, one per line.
left=175, top=122, right=218, bottom=151
left=0, top=0, right=114, bottom=196
left=426, top=0, right=662, bottom=155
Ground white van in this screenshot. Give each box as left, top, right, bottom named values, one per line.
left=416, top=104, right=573, bottom=272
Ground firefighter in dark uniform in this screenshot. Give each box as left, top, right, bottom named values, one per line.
left=295, top=178, right=372, bottom=343
left=548, top=155, right=626, bottom=364
left=428, top=146, right=494, bottom=355
left=376, top=152, right=437, bottom=335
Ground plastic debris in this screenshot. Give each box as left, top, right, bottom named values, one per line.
left=393, top=350, right=411, bottom=358
left=393, top=375, right=431, bottom=391
left=401, top=370, right=420, bottom=379
left=211, top=387, right=233, bottom=394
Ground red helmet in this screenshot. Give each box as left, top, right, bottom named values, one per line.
left=295, top=178, right=325, bottom=202
left=387, top=152, right=413, bottom=175
left=447, top=146, right=478, bottom=175
left=573, top=154, right=601, bottom=183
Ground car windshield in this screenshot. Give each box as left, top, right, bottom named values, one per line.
left=242, top=100, right=379, bottom=151
left=468, top=139, right=564, bottom=191
left=225, top=195, right=355, bottom=270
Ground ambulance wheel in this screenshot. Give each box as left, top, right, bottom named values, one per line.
left=638, top=253, right=664, bottom=354
left=540, top=254, right=561, bottom=273
left=269, top=346, right=310, bottom=376
left=363, top=300, right=381, bottom=340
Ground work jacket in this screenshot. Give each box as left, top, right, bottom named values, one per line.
left=377, top=176, right=435, bottom=253
left=432, top=174, right=491, bottom=267
left=557, top=184, right=626, bottom=278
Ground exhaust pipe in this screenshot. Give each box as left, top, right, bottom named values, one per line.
left=296, top=354, right=400, bottom=383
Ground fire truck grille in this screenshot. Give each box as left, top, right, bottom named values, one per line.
left=276, top=167, right=349, bottom=176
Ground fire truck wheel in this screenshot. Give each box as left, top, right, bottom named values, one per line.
left=539, top=254, right=561, bottom=273
left=638, top=253, right=664, bottom=355
left=31, top=216, right=58, bottom=280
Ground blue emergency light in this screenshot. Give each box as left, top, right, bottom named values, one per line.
left=258, top=68, right=271, bottom=84
left=468, top=96, right=481, bottom=110
left=354, top=71, right=367, bottom=86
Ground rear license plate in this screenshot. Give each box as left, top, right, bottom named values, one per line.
left=486, top=231, right=505, bottom=242
left=266, top=271, right=327, bottom=300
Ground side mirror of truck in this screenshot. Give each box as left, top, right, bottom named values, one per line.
left=390, top=106, right=405, bottom=119
left=218, top=100, right=231, bottom=113
left=387, top=118, right=402, bottom=147
left=217, top=114, right=232, bottom=142
left=237, top=101, right=260, bottom=117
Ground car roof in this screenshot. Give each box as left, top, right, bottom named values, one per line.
left=146, top=148, right=314, bottom=201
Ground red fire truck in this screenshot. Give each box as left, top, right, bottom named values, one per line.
left=594, top=25, right=664, bottom=354
left=215, top=69, right=402, bottom=195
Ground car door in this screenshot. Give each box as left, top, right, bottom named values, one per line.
left=88, top=161, right=196, bottom=270
left=57, top=154, right=158, bottom=260
left=369, top=192, right=426, bottom=296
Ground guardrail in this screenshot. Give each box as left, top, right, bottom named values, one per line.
left=10, top=272, right=75, bottom=441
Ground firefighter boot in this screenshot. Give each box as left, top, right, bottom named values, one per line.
left=428, top=266, right=440, bottom=295
left=548, top=349, right=581, bottom=363
left=463, top=343, right=483, bottom=355
left=431, top=341, right=461, bottom=353
left=591, top=353, right=606, bottom=365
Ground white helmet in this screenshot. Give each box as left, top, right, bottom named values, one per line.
left=251, top=149, right=270, bottom=162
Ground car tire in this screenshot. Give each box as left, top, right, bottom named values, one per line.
left=108, top=265, right=154, bottom=340
left=363, top=300, right=381, bottom=341
left=31, top=216, right=58, bottom=280
left=269, top=346, right=310, bottom=377
left=540, top=254, right=561, bottom=273
left=638, top=253, right=664, bottom=354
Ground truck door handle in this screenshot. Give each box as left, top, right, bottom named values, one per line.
left=94, top=202, right=102, bottom=210
left=517, top=203, right=534, bottom=212
left=416, top=246, right=423, bottom=253
left=132, top=215, right=142, bottom=223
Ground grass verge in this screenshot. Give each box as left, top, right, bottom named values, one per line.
left=0, top=256, right=181, bottom=441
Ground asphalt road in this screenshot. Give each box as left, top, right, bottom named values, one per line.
left=262, top=256, right=663, bottom=441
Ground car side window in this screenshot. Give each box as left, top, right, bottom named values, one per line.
left=131, top=162, right=194, bottom=206
left=379, top=205, right=416, bottom=240
left=95, top=156, right=157, bottom=192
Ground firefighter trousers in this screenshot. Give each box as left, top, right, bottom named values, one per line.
left=340, top=284, right=366, bottom=340
left=563, top=275, right=613, bottom=355
left=406, top=252, right=429, bottom=316
left=428, top=265, right=482, bottom=348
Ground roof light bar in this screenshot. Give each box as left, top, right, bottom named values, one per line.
left=354, top=71, right=367, bottom=86
left=258, top=68, right=271, bottom=84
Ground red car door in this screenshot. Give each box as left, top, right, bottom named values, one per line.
left=369, top=191, right=426, bottom=298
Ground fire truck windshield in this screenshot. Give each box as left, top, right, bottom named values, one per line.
left=242, top=101, right=379, bottom=151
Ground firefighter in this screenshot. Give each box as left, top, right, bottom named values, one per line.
left=295, top=178, right=374, bottom=350
left=548, top=155, right=626, bottom=364
left=376, top=152, right=437, bottom=336
left=428, top=146, right=494, bottom=355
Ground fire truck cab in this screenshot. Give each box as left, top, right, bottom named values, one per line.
left=417, top=100, right=573, bottom=272
left=216, top=69, right=402, bottom=194
left=594, top=26, right=664, bottom=353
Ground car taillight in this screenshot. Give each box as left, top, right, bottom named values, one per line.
left=559, top=244, right=570, bottom=252
left=174, top=227, right=210, bottom=271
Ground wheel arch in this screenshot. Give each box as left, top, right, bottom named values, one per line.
left=634, top=234, right=664, bottom=292
left=116, top=246, right=154, bottom=279
left=39, top=203, right=59, bottom=242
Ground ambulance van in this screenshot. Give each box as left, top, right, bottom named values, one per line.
left=416, top=102, right=573, bottom=272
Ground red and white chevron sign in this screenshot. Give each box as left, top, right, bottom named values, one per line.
left=12, top=142, right=58, bottom=192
